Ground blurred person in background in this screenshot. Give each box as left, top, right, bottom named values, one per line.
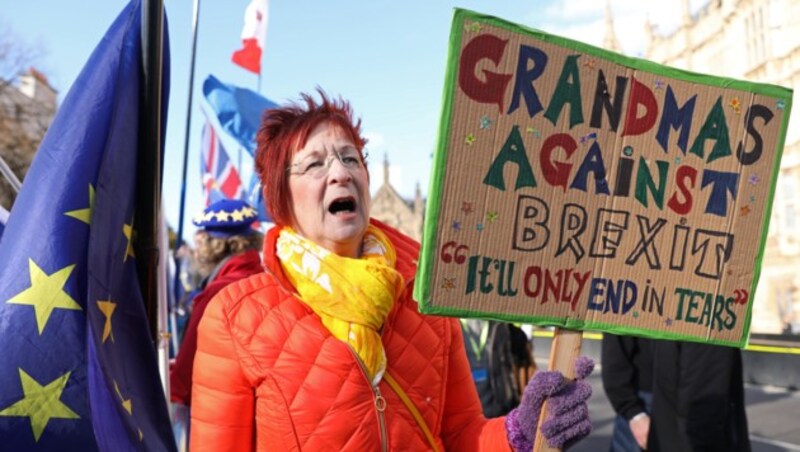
left=170, top=199, right=263, bottom=407
left=509, top=324, right=537, bottom=399
left=602, top=334, right=654, bottom=451
left=461, top=319, right=520, bottom=418
left=648, top=341, right=750, bottom=451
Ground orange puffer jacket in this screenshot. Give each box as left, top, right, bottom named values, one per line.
left=190, top=220, right=511, bottom=451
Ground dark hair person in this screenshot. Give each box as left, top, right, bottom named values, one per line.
left=189, top=90, right=594, bottom=451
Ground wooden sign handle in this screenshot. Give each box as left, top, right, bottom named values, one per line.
left=532, top=328, right=583, bottom=452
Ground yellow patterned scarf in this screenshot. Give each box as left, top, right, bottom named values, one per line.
left=276, top=225, right=404, bottom=384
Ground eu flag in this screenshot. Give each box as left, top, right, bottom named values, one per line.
left=0, top=1, right=176, bottom=450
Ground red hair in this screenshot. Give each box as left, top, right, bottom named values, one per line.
left=254, top=89, right=368, bottom=227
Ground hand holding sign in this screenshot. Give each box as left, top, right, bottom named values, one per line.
left=506, top=353, right=594, bottom=450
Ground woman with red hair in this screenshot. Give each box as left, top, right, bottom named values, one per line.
left=190, top=90, right=594, bottom=451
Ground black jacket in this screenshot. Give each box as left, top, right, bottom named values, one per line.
left=649, top=341, right=751, bottom=452
left=602, top=334, right=654, bottom=421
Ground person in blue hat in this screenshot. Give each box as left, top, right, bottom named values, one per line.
left=170, top=199, right=264, bottom=407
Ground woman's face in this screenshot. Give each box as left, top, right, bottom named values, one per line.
left=288, top=121, right=370, bottom=258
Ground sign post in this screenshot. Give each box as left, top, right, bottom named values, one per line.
left=531, top=328, right=582, bottom=452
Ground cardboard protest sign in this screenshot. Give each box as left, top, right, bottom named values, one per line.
left=413, top=9, right=794, bottom=348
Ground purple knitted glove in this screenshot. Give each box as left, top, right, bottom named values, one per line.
left=505, top=356, right=594, bottom=450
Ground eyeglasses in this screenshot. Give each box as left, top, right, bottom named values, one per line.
left=286, top=148, right=368, bottom=178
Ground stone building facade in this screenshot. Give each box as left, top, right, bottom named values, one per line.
left=633, top=0, right=800, bottom=334
left=0, top=68, right=57, bottom=210
left=370, top=155, right=425, bottom=241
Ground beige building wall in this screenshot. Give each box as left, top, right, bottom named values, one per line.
left=0, top=68, right=57, bottom=210
left=370, top=154, right=425, bottom=241
left=641, top=0, right=800, bottom=334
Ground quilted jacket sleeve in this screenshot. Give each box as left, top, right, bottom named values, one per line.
left=440, top=318, right=511, bottom=451
left=190, top=293, right=255, bottom=451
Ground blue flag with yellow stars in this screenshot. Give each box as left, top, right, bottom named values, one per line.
left=0, top=1, right=176, bottom=450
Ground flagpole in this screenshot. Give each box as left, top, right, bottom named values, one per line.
left=173, top=0, right=201, bottom=321
left=0, top=154, right=22, bottom=194
left=250, top=72, right=260, bottom=176
left=175, top=0, right=200, bottom=257
left=137, top=0, right=165, bottom=344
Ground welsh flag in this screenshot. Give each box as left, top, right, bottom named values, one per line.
left=231, top=0, right=268, bottom=74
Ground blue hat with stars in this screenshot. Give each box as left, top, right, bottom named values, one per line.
left=192, top=199, right=258, bottom=238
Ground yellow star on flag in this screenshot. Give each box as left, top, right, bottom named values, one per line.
left=230, top=209, right=245, bottom=221
left=6, top=259, right=82, bottom=335
left=123, top=222, right=135, bottom=261
left=0, top=369, right=79, bottom=442
left=64, top=184, right=96, bottom=225
left=97, top=300, right=117, bottom=343
left=114, top=381, right=132, bottom=415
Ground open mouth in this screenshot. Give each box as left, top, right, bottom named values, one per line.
left=328, top=196, right=357, bottom=215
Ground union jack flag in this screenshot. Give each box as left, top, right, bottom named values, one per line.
left=199, top=120, right=245, bottom=206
